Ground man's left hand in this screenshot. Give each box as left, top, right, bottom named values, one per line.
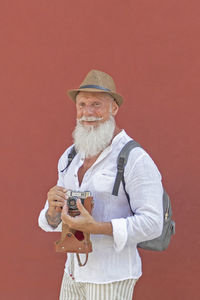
left=61, top=199, right=97, bottom=234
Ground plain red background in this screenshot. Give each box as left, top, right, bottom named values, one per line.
left=1, top=1, right=200, bottom=299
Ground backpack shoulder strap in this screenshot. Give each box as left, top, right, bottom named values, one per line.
left=60, top=146, right=77, bottom=173
left=112, top=140, right=141, bottom=196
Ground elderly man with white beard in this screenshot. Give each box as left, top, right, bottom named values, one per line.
left=38, top=70, right=163, bottom=300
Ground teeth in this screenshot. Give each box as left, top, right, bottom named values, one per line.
left=84, top=119, right=97, bottom=121
left=77, top=117, right=103, bottom=124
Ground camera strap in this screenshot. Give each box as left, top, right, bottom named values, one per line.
left=76, top=253, right=88, bottom=267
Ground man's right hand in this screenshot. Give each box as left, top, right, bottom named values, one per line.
left=47, top=185, right=67, bottom=213
left=46, top=186, right=67, bottom=228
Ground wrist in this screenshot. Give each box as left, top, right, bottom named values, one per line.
left=45, top=209, right=61, bottom=228
left=92, top=221, right=113, bottom=236
left=46, top=208, right=55, bottom=217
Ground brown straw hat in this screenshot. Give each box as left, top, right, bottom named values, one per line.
left=67, top=69, right=123, bottom=106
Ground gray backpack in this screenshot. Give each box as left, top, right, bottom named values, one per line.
left=63, top=140, right=175, bottom=251
left=112, top=140, right=175, bottom=251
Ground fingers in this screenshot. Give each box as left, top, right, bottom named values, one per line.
left=61, top=199, right=96, bottom=233
left=47, top=185, right=67, bottom=210
left=61, top=203, right=72, bottom=224
left=55, top=207, right=62, bottom=213
left=48, top=186, right=67, bottom=198
left=62, top=202, right=69, bottom=215
left=76, top=199, right=88, bottom=216
left=51, top=185, right=67, bottom=192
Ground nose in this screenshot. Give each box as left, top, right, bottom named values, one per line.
left=82, top=104, right=94, bottom=116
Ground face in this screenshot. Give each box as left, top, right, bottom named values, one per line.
left=75, top=92, right=119, bottom=127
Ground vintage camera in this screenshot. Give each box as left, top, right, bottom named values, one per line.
left=66, top=191, right=92, bottom=216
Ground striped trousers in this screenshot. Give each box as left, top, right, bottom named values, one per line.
left=59, top=272, right=137, bottom=300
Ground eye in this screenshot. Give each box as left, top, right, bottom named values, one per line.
left=93, top=102, right=101, bottom=107
left=78, top=102, right=85, bottom=108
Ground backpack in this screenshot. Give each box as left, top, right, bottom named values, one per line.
left=112, top=140, right=175, bottom=251
left=61, top=140, right=175, bottom=251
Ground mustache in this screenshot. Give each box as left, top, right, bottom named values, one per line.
left=78, top=116, right=103, bottom=122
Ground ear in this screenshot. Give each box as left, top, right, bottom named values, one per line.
left=111, top=100, right=119, bottom=116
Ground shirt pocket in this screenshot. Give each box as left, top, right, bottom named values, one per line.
left=92, top=170, right=116, bottom=194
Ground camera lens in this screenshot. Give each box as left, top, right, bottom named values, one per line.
left=70, top=199, right=76, bottom=206
left=67, top=197, right=78, bottom=211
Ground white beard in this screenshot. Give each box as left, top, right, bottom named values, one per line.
left=73, top=115, right=115, bottom=158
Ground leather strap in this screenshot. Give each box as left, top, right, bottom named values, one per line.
left=112, top=140, right=141, bottom=196
left=76, top=253, right=89, bottom=267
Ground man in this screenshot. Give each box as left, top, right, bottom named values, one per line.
left=38, top=69, right=163, bottom=300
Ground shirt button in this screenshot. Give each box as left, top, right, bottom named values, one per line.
left=74, top=174, right=77, bottom=177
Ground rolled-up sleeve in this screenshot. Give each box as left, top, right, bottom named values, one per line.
left=111, top=150, right=163, bottom=251
left=111, top=218, right=128, bottom=252
left=38, top=200, right=62, bottom=232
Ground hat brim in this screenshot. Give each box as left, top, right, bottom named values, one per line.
left=67, top=88, right=123, bottom=106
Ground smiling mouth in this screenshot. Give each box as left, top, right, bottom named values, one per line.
left=79, top=117, right=103, bottom=125
left=82, top=120, right=99, bottom=123
left=81, top=120, right=100, bottom=127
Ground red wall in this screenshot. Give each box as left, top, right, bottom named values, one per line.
left=1, top=1, right=200, bottom=299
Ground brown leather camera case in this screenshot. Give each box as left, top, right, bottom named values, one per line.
left=55, top=196, right=93, bottom=266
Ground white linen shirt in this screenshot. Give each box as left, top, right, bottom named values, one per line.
left=38, top=130, right=163, bottom=283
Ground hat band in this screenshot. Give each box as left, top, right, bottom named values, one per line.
left=79, top=85, right=111, bottom=92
